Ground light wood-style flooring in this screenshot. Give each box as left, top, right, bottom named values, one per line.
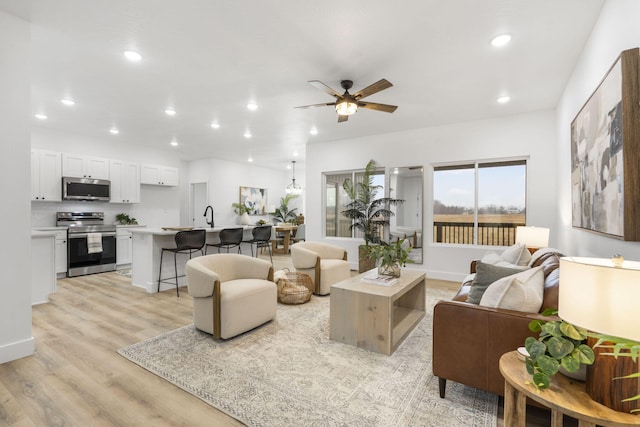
left=0, top=253, right=562, bottom=426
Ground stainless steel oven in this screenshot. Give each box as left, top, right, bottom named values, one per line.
left=57, top=212, right=117, bottom=277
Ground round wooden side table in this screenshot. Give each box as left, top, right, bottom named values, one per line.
left=499, top=351, right=639, bottom=427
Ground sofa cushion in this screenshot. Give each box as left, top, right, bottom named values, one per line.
left=481, top=252, right=528, bottom=269
left=467, top=262, right=525, bottom=304
left=501, top=242, right=531, bottom=266
left=479, top=266, right=545, bottom=313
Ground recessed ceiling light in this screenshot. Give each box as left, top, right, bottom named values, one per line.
left=491, top=34, right=512, bottom=47
left=244, top=131, right=252, bottom=138
left=34, top=114, right=47, bottom=120
left=165, top=108, right=176, bottom=116
left=61, top=99, right=75, bottom=106
left=109, top=128, right=119, bottom=135
left=248, top=157, right=253, bottom=162
left=247, top=102, right=258, bottom=111
left=170, top=140, right=178, bottom=146
left=497, top=95, right=511, bottom=104
left=210, top=122, right=220, bottom=129
left=124, top=50, right=142, bottom=62
left=309, top=128, right=318, bottom=135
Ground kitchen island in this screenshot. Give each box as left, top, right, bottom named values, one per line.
left=130, top=226, right=254, bottom=293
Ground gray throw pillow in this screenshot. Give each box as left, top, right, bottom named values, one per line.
left=467, top=261, right=525, bottom=304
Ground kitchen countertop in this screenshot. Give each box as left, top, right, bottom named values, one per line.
left=31, top=230, right=58, bottom=237
left=130, top=225, right=254, bottom=236
left=32, top=226, right=68, bottom=231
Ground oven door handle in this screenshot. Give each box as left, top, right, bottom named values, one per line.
left=68, top=232, right=117, bottom=238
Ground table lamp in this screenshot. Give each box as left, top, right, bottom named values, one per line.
left=515, top=226, right=550, bottom=254
left=559, top=256, right=640, bottom=413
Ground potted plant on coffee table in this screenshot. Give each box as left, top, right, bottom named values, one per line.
left=342, top=159, right=403, bottom=273
left=366, top=238, right=413, bottom=277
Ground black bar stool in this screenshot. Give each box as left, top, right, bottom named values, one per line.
left=205, top=227, right=243, bottom=254
left=243, top=225, right=273, bottom=263
left=157, top=229, right=206, bottom=297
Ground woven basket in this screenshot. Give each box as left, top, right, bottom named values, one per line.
left=277, top=270, right=313, bottom=304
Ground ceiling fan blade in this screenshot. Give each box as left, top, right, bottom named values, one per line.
left=338, top=114, right=349, bottom=123
left=294, top=102, right=335, bottom=109
left=357, top=101, right=398, bottom=113
left=308, top=80, right=342, bottom=99
left=353, top=79, right=393, bottom=100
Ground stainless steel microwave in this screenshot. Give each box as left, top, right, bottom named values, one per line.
left=62, top=177, right=111, bottom=201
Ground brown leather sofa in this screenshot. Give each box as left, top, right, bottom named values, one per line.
left=432, top=249, right=563, bottom=398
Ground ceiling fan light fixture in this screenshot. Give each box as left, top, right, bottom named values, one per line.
left=335, top=101, right=358, bottom=116
left=286, top=160, right=303, bottom=195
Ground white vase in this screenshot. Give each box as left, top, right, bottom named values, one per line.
left=240, top=212, right=250, bottom=225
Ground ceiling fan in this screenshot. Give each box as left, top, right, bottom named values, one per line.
left=295, top=79, right=398, bottom=123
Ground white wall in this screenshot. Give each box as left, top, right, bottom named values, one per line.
left=306, top=109, right=557, bottom=280
left=186, top=157, right=303, bottom=227
left=556, top=0, right=640, bottom=259
left=0, top=11, right=34, bottom=363
left=31, top=127, right=182, bottom=227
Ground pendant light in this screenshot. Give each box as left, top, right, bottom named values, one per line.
left=286, top=161, right=302, bottom=195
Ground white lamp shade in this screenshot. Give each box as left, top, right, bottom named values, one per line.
left=559, top=257, right=640, bottom=342
left=515, top=226, right=549, bottom=248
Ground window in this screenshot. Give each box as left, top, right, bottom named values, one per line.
left=324, top=168, right=385, bottom=238
left=433, top=159, right=526, bottom=246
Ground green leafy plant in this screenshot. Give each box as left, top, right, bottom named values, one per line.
left=589, top=333, right=640, bottom=412
left=115, top=213, right=137, bottom=225
left=231, top=202, right=251, bottom=215
left=525, top=308, right=595, bottom=391
left=341, top=159, right=403, bottom=246
left=272, top=194, right=299, bottom=223
left=366, top=238, right=413, bottom=270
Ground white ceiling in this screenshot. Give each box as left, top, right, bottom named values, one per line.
left=3, top=0, right=604, bottom=170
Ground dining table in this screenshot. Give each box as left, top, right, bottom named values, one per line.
left=271, top=224, right=298, bottom=254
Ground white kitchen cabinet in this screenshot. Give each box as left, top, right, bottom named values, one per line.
left=140, top=163, right=179, bottom=186
left=110, top=160, right=140, bottom=203
left=117, top=226, right=144, bottom=266
left=62, top=153, right=110, bottom=179
left=31, top=232, right=56, bottom=305
left=31, top=149, right=62, bottom=201
left=53, top=229, right=67, bottom=275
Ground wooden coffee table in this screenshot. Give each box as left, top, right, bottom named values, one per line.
left=329, top=269, right=426, bottom=355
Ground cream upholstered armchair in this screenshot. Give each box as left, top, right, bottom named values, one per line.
left=185, top=254, right=277, bottom=339
left=290, top=242, right=350, bottom=295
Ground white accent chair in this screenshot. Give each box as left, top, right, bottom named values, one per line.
left=185, top=254, right=277, bottom=339
left=290, top=242, right=350, bottom=295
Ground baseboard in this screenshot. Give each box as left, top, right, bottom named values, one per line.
left=426, top=270, right=467, bottom=283
left=0, top=336, right=35, bottom=364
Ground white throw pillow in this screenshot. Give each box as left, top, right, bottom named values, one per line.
left=480, top=252, right=528, bottom=270
left=479, top=266, right=544, bottom=313
left=501, top=243, right=531, bottom=266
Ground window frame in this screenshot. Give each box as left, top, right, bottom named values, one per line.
left=432, top=156, right=528, bottom=247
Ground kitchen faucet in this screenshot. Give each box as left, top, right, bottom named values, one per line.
left=203, top=205, right=214, bottom=228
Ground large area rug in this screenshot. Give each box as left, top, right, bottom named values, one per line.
left=118, top=288, right=497, bottom=426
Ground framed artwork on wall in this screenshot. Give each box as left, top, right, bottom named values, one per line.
left=570, top=48, right=640, bottom=241
left=240, top=186, right=268, bottom=215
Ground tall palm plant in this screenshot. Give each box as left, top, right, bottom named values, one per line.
left=342, top=159, right=403, bottom=246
